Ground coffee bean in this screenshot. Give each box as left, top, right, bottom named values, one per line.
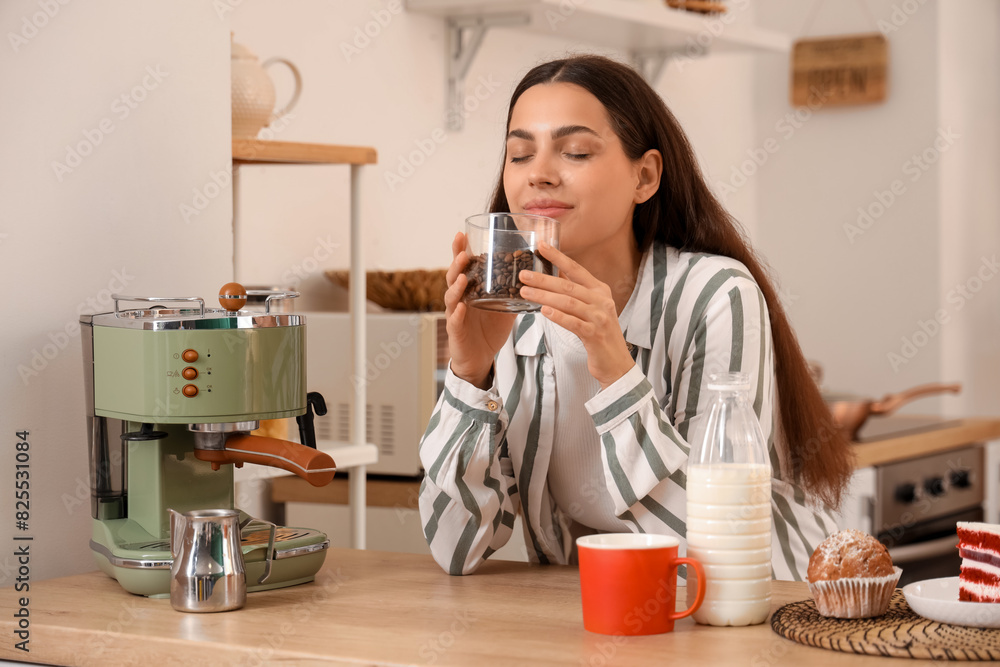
left=463, top=248, right=552, bottom=305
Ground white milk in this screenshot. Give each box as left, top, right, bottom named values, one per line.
left=687, top=464, right=772, bottom=626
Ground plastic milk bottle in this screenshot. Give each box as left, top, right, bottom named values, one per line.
left=686, top=373, right=772, bottom=626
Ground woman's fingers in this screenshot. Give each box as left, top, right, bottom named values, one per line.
left=444, top=272, right=468, bottom=315
left=446, top=233, right=470, bottom=287
left=519, top=282, right=585, bottom=317
left=535, top=241, right=601, bottom=288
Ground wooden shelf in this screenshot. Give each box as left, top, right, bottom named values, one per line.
left=231, top=138, right=377, bottom=548
left=232, top=139, right=377, bottom=165
left=851, top=418, right=1000, bottom=468
left=406, top=0, right=791, bottom=54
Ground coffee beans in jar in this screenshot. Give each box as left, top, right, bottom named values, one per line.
left=463, top=249, right=552, bottom=312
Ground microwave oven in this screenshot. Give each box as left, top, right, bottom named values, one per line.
left=303, top=311, right=448, bottom=476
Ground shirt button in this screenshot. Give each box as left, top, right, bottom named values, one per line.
left=486, top=400, right=499, bottom=411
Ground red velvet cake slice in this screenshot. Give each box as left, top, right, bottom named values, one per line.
left=956, top=522, right=1000, bottom=602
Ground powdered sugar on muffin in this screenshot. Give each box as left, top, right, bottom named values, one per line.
left=808, top=529, right=895, bottom=582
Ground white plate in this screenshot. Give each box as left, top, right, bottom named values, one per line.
left=902, top=576, right=1000, bottom=628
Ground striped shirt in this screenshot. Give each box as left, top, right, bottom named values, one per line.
left=418, top=243, right=839, bottom=580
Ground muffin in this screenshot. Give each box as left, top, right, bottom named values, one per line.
left=806, top=529, right=902, bottom=618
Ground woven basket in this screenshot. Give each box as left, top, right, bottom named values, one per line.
left=325, top=269, right=447, bottom=312
left=665, top=1, right=726, bottom=13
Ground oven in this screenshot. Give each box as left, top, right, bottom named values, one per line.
left=873, top=444, right=983, bottom=586
left=835, top=417, right=988, bottom=587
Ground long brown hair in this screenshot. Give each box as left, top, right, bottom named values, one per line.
left=490, top=55, right=853, bottom=509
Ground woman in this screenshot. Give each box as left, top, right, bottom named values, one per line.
left=418, top=55, right=854, bottom=581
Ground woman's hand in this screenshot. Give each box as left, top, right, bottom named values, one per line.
left=518, top=242, right=635, bottom=389
left=444, top=232, right=516, bottom=389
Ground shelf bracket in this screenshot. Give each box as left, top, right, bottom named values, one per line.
left=630, top=50, right=671, bottom=86
left=446, top=13, right=529, bottom=131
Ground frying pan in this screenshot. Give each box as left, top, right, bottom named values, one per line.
left=826, top=382, right=962, bottom=440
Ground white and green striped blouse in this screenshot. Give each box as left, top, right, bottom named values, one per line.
left=418, top=242, right=839, bottom=580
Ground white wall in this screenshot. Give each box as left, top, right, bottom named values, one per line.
left=229, top=0, right=762, bottom=308
left=753, top=0, right=1000, bottom=417
left=937, top=2, right=1000, bottom=417
left=5, top=0, right=996, bottom=582
left=0, top=1, right=232, bottom=582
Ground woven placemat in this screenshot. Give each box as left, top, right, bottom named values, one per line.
left=771, top=591, right=1000, bottom=660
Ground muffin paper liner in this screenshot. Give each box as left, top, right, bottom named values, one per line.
left=807, top=567, right=903, bottom=619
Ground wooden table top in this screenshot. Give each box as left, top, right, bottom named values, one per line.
left=0, top=547, right=954, bottom=666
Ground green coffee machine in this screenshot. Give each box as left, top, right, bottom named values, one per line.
left=80, top=283, right=336, bottom=596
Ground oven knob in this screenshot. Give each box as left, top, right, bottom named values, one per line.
left=950, top=469, right=971, bottom=489
left=925, top=477, right=946, bottom=497
left=895, top=483, right=917, bottom=504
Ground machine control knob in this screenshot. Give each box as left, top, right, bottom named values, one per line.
left=182, top=349, right=199, bottom=363
left=950, top=469, right=972, bottom=489
left=895, top=483, right=917, bottom=504
left=182, top=367, right=198, bottom=380
left=925, top=477, right=946, bottom=497
left=219, top=282, right=248, bottom=312
left=182, top=384, right=199, bottom=397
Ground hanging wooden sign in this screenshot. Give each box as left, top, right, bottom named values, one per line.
left=791, top=33, right=888, bottom=108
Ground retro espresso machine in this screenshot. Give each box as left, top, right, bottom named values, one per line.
left=80, top=283, right=335, bottom=596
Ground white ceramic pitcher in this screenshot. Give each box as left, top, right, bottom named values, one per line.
left=231, top=34, right=302, bottom=138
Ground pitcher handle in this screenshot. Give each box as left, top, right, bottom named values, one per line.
left=668, top=557, right=706, bottom=620
left=168, top=508, right=185, bottom=559
left=262, top=57, right=302, bottom=120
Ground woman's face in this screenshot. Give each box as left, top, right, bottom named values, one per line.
left=503, top=82, right=653, bottom=260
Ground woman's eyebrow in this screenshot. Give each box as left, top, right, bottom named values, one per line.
left=506, top=125, right=601, bottom=141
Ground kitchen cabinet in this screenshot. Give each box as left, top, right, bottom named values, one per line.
left=406, top=0, right=791, bottom=128
left=231, top=138, right=379, bottom=549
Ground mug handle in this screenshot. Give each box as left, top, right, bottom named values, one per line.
left=668, top=557, right=706, bottom=621
left=262, top=57, right=302, bottom=119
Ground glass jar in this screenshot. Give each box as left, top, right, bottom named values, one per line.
left=462, top=212, right=559, bottom=312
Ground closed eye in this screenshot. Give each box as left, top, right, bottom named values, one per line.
left=509, top=154, right=532, bottom=164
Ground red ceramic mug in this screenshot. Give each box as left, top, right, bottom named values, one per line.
left=577, top=534, right=706, bottom=636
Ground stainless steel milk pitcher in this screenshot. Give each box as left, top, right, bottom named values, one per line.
left=169, top=508, right=247, bottom=612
